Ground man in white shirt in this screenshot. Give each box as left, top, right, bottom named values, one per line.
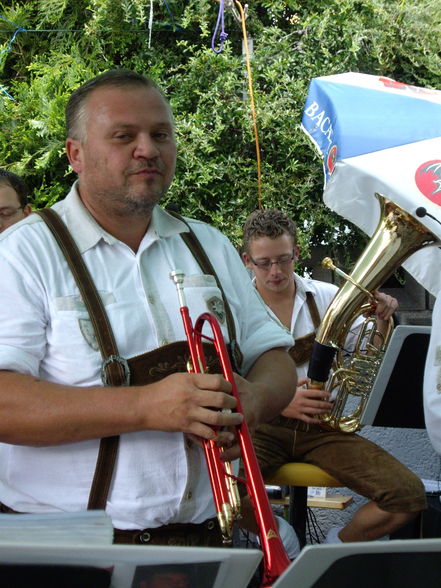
left=0, top=169, right=32, bottom=233
left=242, top=208, right=427, bottom=544
left=0, top=70, right=296, bottom=546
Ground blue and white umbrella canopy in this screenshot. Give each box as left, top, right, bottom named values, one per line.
left=301, top=72, right=441, bottom=296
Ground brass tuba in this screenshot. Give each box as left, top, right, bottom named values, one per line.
left=307, top=193, right=441, bottom=433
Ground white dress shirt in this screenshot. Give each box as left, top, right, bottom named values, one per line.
left=0, top=183, right=293, bottom=528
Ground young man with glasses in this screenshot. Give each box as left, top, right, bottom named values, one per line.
left=0, top=169, right=32, bottom=233
left=241, top=208, right=426, bottom=544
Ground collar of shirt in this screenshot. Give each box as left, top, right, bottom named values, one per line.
left=54, top=182, right=190, bottom=254
left=251, top=272, right=314, bottom=330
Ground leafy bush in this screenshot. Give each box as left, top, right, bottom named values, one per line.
left=0, top=0, right=439, bottom=267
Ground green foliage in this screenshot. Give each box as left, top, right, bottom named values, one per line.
left=0, top=0, right=439, bottom=268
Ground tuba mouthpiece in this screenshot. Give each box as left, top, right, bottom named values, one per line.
left=321, top=257, right=335, bottom=270
left=321, top=258, right=374, bottom=301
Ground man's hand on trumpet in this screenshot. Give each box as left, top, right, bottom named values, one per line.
left=141, top=368, right=285, bottom=462
left=141, top=348, right=297, bottom=461
left=142, top=371, right=243, bottom=442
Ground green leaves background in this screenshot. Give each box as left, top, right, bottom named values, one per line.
left=0, top=0, right=440, bottom=267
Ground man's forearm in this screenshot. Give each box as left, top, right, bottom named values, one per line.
left=0, top=371, right=144, bottom=446
left=0, top=370, right=243, bottom=447
left=245, top=348, right=297, bottom=424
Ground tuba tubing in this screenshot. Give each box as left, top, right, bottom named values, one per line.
left=170, top=270, right=290, bottom=588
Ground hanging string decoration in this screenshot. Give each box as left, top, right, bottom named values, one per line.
left=211, top=1, right=263, bottom=209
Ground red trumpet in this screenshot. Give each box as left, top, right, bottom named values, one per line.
left=170, top=270, right=290, bottom=587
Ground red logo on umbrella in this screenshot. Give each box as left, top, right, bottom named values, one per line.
left=415, top=160, right=441, bottom=205
left=327, top=145, right=337, bottom=175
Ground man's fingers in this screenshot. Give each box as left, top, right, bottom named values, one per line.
left=192, top=373, right=232, bottom=394
left=185, top=422, right=219, bottom=442
left=297, top=377, right=310, bottom=388
left=191, top=387, right=238, bottom=412
left=185, top=414, right=241, bottom=442
left=213, top=429, right=236, bottom=448
left=192, top=404, right=243, bottom=428
left=372, top=290, right=398, bottom=320
left=297, top=387, right=330, bottom=401
left=302, top=401, right=333, bottom=415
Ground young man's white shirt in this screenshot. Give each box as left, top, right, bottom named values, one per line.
left=254, top=272, right=362, bottom=380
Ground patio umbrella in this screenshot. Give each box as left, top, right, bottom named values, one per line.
left=301, top=72, right=441, bottom=296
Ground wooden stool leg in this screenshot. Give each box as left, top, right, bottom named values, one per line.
left=289, top=486, right=307, bottom=547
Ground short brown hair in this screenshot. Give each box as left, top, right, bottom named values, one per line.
left=65, top=69, right=166, bottom=140
left=0, top=169, right=29, bottom=207
left=242, top=209, right=297, bottom=253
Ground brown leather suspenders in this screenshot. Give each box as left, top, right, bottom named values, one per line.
left=36, top=207, right=241, bottom=510
left=36, top=208, right=127, bottom=509
left=168, top=211, right=243, bottom=371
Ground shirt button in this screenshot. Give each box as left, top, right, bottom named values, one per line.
left=160, top=339, right=168, bottom=346
left=147, top=295, right=155, bottom=304
left=185, top=490, right=193, bottom=500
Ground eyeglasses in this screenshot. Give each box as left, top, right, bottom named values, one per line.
left=248, top=252, right=295, bottom=270
left=0, top=206, right=24, bottom=220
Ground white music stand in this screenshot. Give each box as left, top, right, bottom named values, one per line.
left=273, top=538, right=441, bottom=588
left=361, top=324, right=431, bottom=428
left=0, top=543, right=262, bottom=588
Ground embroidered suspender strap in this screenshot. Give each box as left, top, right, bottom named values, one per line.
left=35, top=208, right=124, bottom=510
left=168, top=211, right=243, bottom=370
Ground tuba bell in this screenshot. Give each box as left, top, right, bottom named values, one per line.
left=307, top=193, right=441, bottom=433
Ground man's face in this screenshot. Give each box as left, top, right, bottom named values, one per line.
left=243, top=233, right=298, bottom=295
left=0, top=184, right=31, bottom=233
left=66, top=85, right=177, bottom=217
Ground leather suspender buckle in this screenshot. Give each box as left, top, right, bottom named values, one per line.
left=101, top=355, right=131, bottom=386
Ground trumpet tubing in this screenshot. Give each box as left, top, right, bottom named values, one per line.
left=171, top=269, right=236, bottom=543
left=170, top=270, right=290, bottom=587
